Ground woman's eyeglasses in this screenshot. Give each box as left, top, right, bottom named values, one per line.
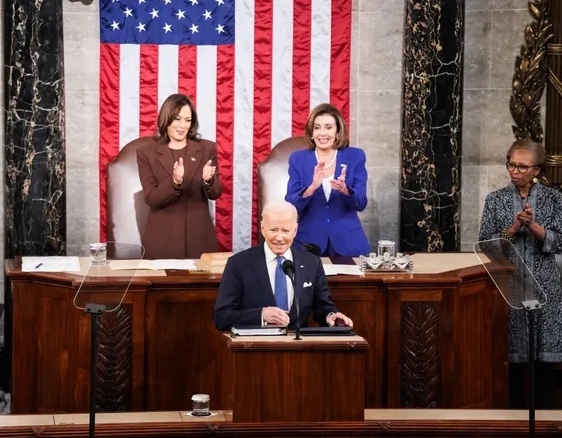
left=506, top=162, right=538, bottom=173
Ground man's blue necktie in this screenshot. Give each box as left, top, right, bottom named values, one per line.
left=275, top=256, right=288, bottom=311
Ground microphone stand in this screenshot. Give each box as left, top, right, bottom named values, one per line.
left=282, top=261, right=301, bottom=340
left=85, top=303, right=106, bottom=438
left=523, top=299, right=541, bottom=438
left=288, top=271, right=301, bottom=340
left=292, top=279, right=301, bottom=341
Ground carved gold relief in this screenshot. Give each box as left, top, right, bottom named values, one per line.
left=510, top=0, right=553, bottom=143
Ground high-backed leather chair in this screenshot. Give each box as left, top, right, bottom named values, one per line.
left=106, top=136, right=153, bottom=246
left=107, top=135, right=307, bottom=246
left=257, top=136, right=307, bottom=235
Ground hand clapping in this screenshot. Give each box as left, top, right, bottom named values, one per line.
left=516, top=202, right=534, bottom=227
left=330, top=164, right=349, bottom=195
left=173, top=157, right=184, bottom=185
left=202, top=159, right=216, bottom=182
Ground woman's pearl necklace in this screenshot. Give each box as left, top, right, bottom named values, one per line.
left=315, top=148, right=338, bottom=169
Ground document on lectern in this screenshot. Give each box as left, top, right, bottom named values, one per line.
left=22, top=256, right=81, bottom=272
left=231, top=325, right=287, bottom=336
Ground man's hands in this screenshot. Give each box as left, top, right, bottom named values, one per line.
left=326, top=312, right=353, bottom=328
left=262, top=307, right=290, bottom=326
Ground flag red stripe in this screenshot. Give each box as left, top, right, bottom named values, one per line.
left=330, top=0, right=352, bottom=123
left=178, top=45, right=197, bottom=106
left=139, top=45, right=159, bottom=137
left=99, top=43, right=121, bottom=241
left=252, top=1, right=274, bottom=245
left=215, top=45, right=235, bottom=251
left=291, top=0, right=312, bottom=136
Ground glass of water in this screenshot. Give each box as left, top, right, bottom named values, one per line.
left=377, top=240, right=396, bottom=259
left=191, top=393, right=210, bottom=416
left=89, top=243, right=108, bottom=266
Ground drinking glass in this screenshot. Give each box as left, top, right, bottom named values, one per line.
left=89, top=243, right=108, bottom=266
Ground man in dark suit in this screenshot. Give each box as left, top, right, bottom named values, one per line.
left=214, top=201, right=353, bottom=330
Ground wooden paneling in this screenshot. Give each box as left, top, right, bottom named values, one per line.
left=224, top=335, right=368, bottom=423
left=329, top=281, right=387, bottom=408
left=145, top=287, right=232, bottom=411
left=0, top=409, right=560, bottom=438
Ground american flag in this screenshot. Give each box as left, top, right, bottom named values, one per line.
left=99, top=0, right=351, bottom=252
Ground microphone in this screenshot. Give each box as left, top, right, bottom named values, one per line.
left=295, top=240, right=321, bottom=256
left=282, top=259, right=301, bottom=340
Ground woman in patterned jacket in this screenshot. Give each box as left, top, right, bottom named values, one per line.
left=479, top=138, right=562, bottom=408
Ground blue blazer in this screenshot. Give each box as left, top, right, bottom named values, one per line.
left=285, top=147, right=370, bottom=257
left=214, top=244, right=338, bottom=331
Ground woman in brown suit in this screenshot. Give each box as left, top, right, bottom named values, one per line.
left=137, top=94, right=223, bottom=259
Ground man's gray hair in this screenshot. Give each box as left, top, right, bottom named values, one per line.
left=261, top=201, right=298, bottom=222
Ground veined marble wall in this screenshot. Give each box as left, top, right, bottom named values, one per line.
left=4, top=0, right=66, bottom=261
left=400, top=0, right=464, bottom=252
left=0, top=0, right=4, bottom=306
left=60, top=0, right=532, bottom=255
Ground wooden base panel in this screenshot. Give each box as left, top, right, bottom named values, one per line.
left=0, top=410, right=561, bottom=437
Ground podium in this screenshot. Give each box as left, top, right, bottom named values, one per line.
left=221, top=333, right=369, bottom=423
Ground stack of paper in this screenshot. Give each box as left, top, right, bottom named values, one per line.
left=231, top=325, right=287, bottom=336
left=200, top=252, right=233, bottom=267
left=322, top=264, right=363, bottom=276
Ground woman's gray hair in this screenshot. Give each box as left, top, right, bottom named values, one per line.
left=506, top=139, right=546, bottom=169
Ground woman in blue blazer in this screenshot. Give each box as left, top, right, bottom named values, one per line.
left=285, top=103, right=370, bottom=257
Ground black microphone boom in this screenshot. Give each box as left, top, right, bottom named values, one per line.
left=296, top=240, right=321, bottom=256
left=281, top=259, right=301, bottom=340
left=282, top=259, right=295, bottom=279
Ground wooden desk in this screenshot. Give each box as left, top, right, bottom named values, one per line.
left=222, top=333, right=369, bottom=422
left=5, top=253, right=507, bottom=414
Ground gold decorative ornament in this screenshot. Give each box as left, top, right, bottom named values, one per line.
left=546, top=154, right=562, bottom=166
left=509, top=0, right=553, bottom=143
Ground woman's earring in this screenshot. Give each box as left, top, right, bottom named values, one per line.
left=533, top=177, right=539, bottom=183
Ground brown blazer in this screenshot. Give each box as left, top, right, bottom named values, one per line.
left=136, top=136, right=223, bottom=259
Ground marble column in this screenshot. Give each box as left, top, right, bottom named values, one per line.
left=4, top=0, right=66, bottom=259
left=3, top=0, right=65, bottom=396
left=400, top=0, right=464, bottom=252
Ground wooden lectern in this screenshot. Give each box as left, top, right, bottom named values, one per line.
left=221, top=333, right=369, bottom=423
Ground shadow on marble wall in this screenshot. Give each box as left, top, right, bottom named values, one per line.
left=460, top=164, right=510, bottom=251
left=360, top=167, right=400, bottom=254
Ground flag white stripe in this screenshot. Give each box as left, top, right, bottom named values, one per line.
left=232, top=0, right=255, bottom=252
left=310, top=0, right=331, bottom=108
left=196, top=46, right=217, bottom=142
left=194, top=46, right=218, bottom=225
left=120, top=44, right=140, bottom=149
left=270, top=0, right=294, bottom=148
left=158, top=45, right=179, bottom=109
